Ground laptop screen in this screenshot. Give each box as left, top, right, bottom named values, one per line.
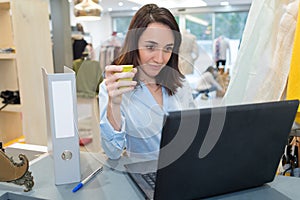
left=154, top=100, right=299, bottom=200
left=125, top=100, right=299, bottom=200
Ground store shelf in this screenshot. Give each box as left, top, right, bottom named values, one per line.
left=0, top=102, right=22, bottom=112
left=0, top=0, right=10, bottom=9
left=0, top=0, right=54, bottom=145
left=0, top=53, right=16, bottom=59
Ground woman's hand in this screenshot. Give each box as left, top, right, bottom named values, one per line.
left=104, top=65, right=137, bottom=105
left=104, top=65, right=137, bottom=131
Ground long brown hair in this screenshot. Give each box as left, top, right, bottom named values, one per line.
left=113, top=4, right=184, bottom=96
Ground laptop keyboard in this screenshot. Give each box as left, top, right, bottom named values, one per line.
left=141, top=172, right=157, bottom=189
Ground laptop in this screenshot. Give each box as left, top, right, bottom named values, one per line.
left=125, top=100, right=299, bottom=200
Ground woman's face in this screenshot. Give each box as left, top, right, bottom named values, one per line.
left=137, top=22, right=175, bottom=81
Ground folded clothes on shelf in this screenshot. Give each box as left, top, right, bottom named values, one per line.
left=0, top=48, right=15, bottom=53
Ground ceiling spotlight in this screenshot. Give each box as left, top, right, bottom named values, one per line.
left=132, top=6, right=139, bottom=11
left=220, top=1, right=230, bottom=6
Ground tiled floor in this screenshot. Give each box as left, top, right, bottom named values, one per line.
left=77, top=97, right=102, bottom=153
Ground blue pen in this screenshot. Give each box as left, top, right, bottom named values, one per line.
left=72, top=166, right=103, bottom=193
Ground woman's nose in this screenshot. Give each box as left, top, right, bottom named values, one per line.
left=153, top=49, right=164, bottom=64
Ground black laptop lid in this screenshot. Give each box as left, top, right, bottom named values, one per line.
left=154, top=100, right=299, bottom=200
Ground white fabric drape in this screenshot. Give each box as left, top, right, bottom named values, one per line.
left=223, top=0, right=299, bottom=105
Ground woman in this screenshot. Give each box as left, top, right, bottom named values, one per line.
left=194, top=66, right=225, bottom=100
left=99, top=4, right=196, bottom=160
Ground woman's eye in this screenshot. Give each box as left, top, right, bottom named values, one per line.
left=164, top=46, right=173, bottom=52
left=146, top=45, right=155, bottom=50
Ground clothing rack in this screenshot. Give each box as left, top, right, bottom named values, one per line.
left=99, top=45, right=121, bottom=71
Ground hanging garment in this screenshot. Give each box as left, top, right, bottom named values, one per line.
left=287, top=2, right=300, bottom=124
left=224, top=0, right=299, bottom=106
left=99, top=35, right=122, bottom=71
left=75, top=59, right=103, bottom=98
left=178, top=30, right=199, bottom=75
left=99, top=46, right=121, bottom=71
left=213, top=36, right=231, bottom=68
left=73, top=38, right=88, bottom=60
left=215, top=37, right=221, bottom=61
